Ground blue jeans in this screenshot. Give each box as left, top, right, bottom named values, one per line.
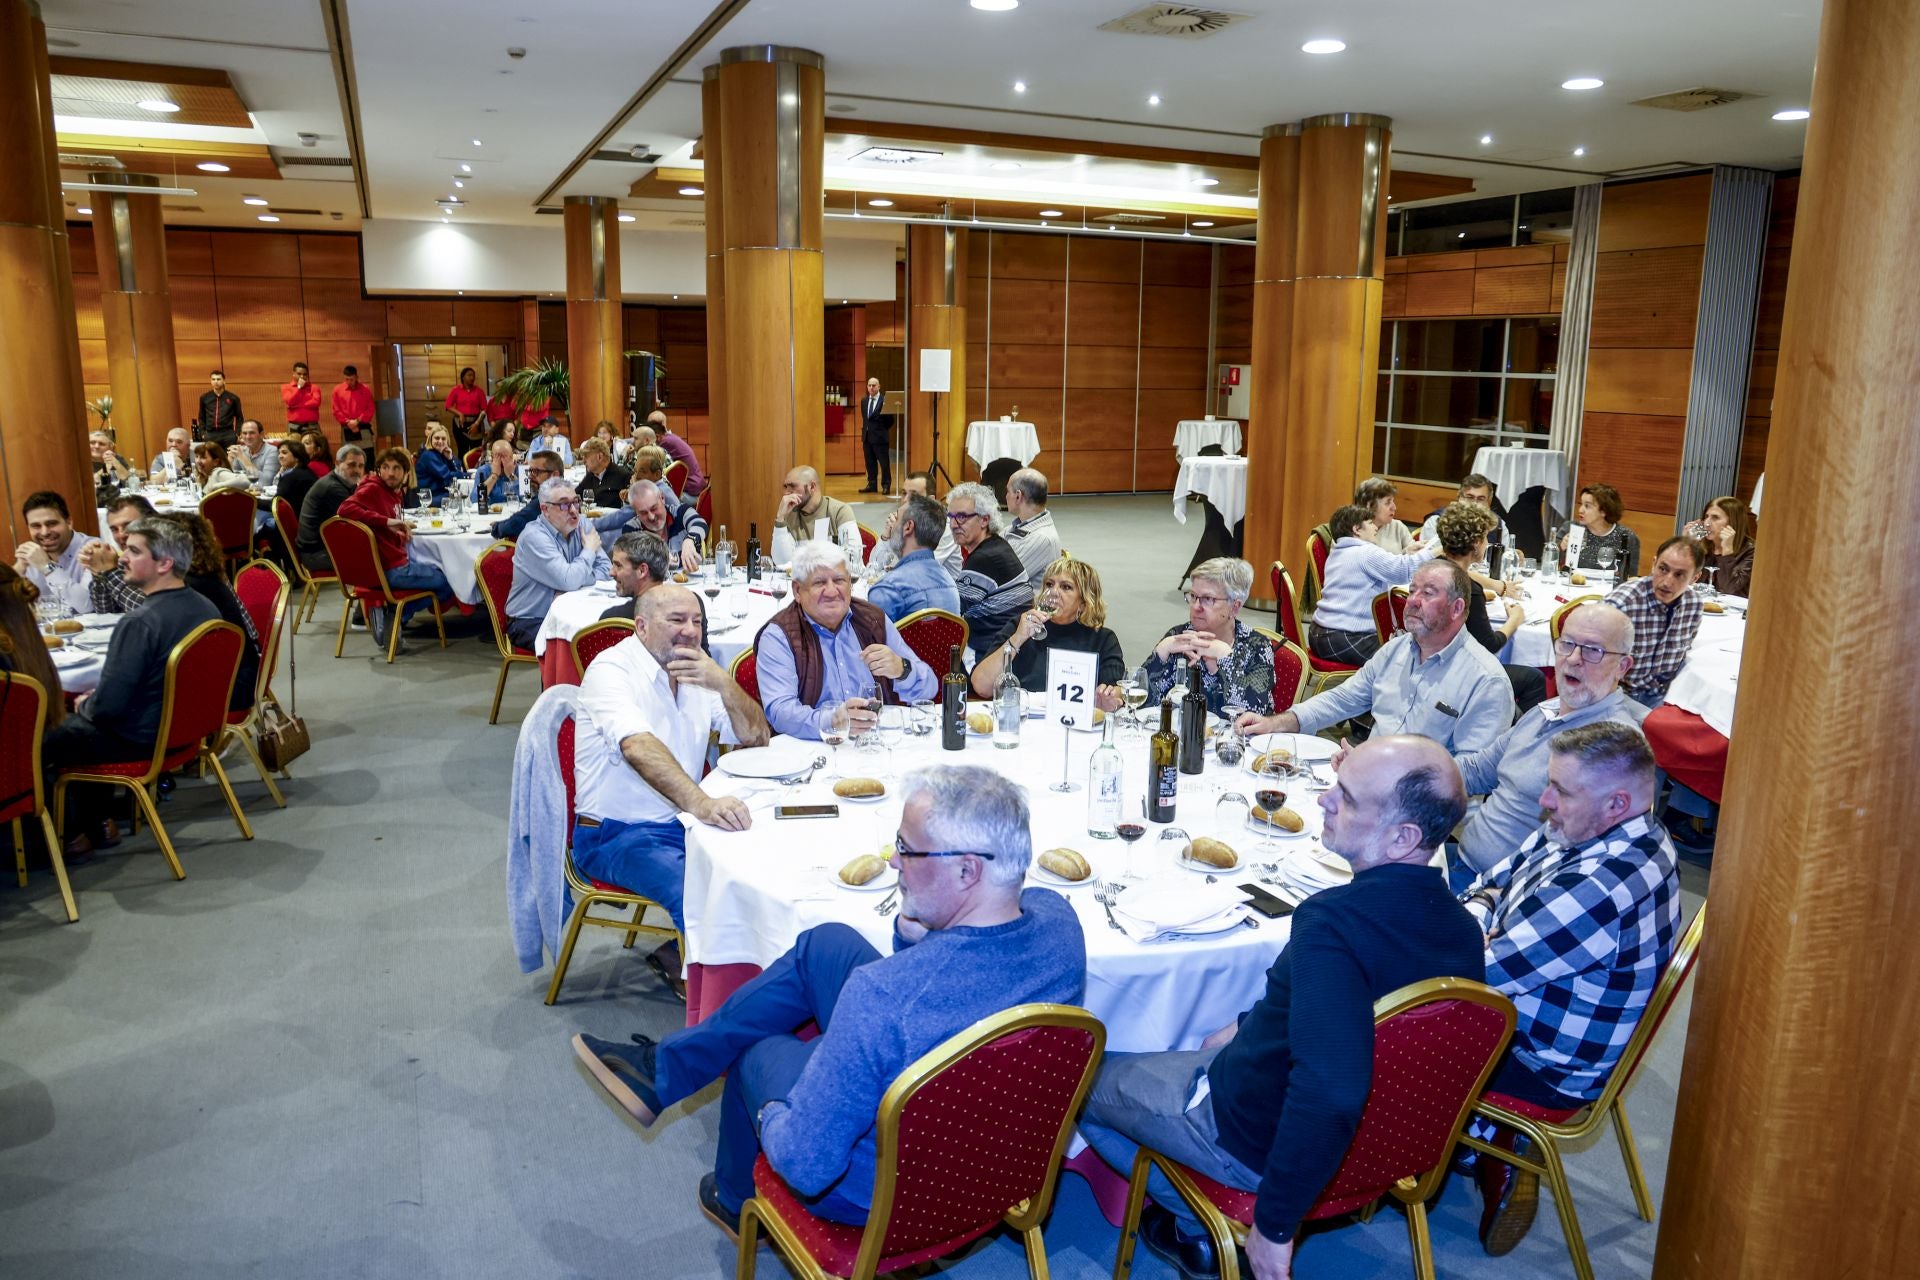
left=655, top=922, right=883, bottom=1219
left=1626, top=686, right=1668, bottom=711
left=387, top=558, right=453, bottom=620
left=571, top=818, right=687, bottom=931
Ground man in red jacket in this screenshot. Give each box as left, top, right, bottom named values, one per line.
left=282, top=361, right=321, bottom=430
left=331, top=366, right=377, bottom=450
left=336, top=447, right=453, bottom=649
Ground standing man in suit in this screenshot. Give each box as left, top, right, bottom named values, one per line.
left=196, top=371, right=243, bottom=447
left=859, top=376, right=891, bottom=495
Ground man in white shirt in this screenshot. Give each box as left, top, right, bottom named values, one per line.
left=573, top=584, right=770, bottom=955
left=226, top=419, right=281, bottom=485
left=150, top=426, right=193, bottom=484
left=13, top=490, right=99, bottom=615
left=1004, top=467, right=1061, bottom=590
left=1417, top=473, right=1511, bottom=548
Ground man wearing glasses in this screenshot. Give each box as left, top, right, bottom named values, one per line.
left=944, top=481, right=1032, bottom=655
left=489, top=450, right=564, bottom=539
left=503, top=477, right=610, bottom=650
left=570, top=765, right=1085, bottom=1244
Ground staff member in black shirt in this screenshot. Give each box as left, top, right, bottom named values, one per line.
left=196, top=370, right=244, bottom=447
left=1078, top=735, right=1486, bottom=1280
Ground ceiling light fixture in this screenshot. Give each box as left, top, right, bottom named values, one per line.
left=471, top=138, right=483, bottom=146
left=1191, top=177, right=1218, bottom=187
left=1561, top=76, right=1604, bottom=91
left=990, top=161, right=1022, bottom=171
left=1772, top=108, right=1810, bottom=121
left=1480, top=134, right=1493, bottom=145
left=460, top=163, right=472, bottom=173
left=868, top=198, right=894, bottom=207
left=137, top=98, right=180, bottom=113
left=76, top=206, right=91, bottom=215
left=1013, top=80, right=1027, bottom=93
left=1301, top=38, right=1346, bottom=54
left=196, top=162, right=230, bottom=172
left=617, top=213, right=636, bottom=222
left=1573, top=145, right=1587, bottom=157
left=679, top=186, right=703, bottom=196
left=243, top=195, right=268, bottom=206
left=970, top=0, right=1019, bottom=10
left=1038, top=209, right=1064, bottom=218
left=258, top=214, right=280, bottom=223
left=1146, top=93, right=1161, bottom=106
left=453, top=180, right=464, bottom=188
left=1192, top=220, right=1213, bottom=228
left=672, top=294, right=679, bottom=301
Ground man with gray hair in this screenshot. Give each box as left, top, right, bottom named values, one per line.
left=865, top=491, right=960, bottom=622
left=571, top=764, right=1086, bottom=1243
left=504, top=475, right=609, bottom=649
left=295, top=443, right=366, bottom=573
left=944, top=480, right=1032, bottom=654
left=1004, top=467, right=1061, bottom=590
left=1459, top=720, right=1679, bottom=1254
left=775, top=465, right=859, bottom=556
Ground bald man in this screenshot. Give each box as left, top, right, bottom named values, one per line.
left=775, top=466, right=858, bottom=553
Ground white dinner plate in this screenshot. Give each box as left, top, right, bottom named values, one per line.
left=829, top=865, right=898, bottom=893
left=715, top=743, right=820, bottom=780
left=1179, top=854, right=1240, bottom=875
left=410, top=527, right=457, bottom=536
left=1246, top=733, right=1337, bottom=762
left=75, top=613, right=120, bottom=629
left=1245, top=810, right=1312, bottom=838
left=1030, top=863, right=1096, bottom=889
left=48, top=647, right=93, bottom=668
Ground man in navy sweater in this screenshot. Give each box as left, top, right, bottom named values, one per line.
left=1079, top=735, right=1485, bottom=1280
left=571, top=764, right=1086, bottom=1242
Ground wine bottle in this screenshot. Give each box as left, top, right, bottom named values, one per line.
left=1086, top=714, right=1122, bottom=839
left=745, top=523, right=762, bottom=582
left=1178, top=659, right=1206, bottom=775
left=1486, top=525, right=1505, bottom=583
left=1149, top=701, right=1179, bottom=822
left=941, top=644, right=967, bottom=751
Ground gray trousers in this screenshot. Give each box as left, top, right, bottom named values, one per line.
left=1079, top=1048, right=1263, bottom=1235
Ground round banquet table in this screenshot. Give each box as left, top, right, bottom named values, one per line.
left=1470, top=445, right=1571, bottom=518
left=1172, top=419, right=1242, bottom=460
left=1172, top=455, right=1248, bottom=529
left=401, top=516, right=501, bottom=606
left=964, top=420, right=1041, bottom=470
left=534, top=571, right=805, bottom=687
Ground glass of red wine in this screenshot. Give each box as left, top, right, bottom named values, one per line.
left=1255, top=753, right=1290, bottom=854
left=1114, top=797, right=1148, bottom=882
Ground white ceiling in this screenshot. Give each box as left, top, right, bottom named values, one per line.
left=42, top=0, right=1818, bottom=234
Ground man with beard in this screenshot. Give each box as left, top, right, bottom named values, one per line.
left=865, top=491, right=959, bottom=622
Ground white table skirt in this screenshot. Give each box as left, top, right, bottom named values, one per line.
left=965, top=421, right=1041, bottom=469
left=53, top=648, right=105, bottom=694
left=534, top=573, right=869, bottom=663
left=1173, top=420, right=1242, bottom=460
left=1172, top=456, right=1249, bottom=529
left=404, top=521, right=498, bottom=605
left=1471, top=446, right=1571, bottom=517
left=682, top=722, right=1313, bottom=1053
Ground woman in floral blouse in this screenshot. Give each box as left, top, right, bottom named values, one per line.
left=1145, top=556, right=1277, bottom=717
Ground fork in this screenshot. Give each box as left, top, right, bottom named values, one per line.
left=1094, top=883, right=1126, bottom=932
left=875, top=886, right=900, bottom=916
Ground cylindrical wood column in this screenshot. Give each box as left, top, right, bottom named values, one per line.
left=1653, top=1, right=1920, bottom=1275
left=90, top=173, right=180, bottom=469
left=906, top=224, right=969, bottom=492
left=0, top=0, right=93, bottom=541
left=1240, top=124, right=1299, bottom=605
left=1277, top=113, right=1391, bottom=588
left=708, top=45, right=825, bottom=537
left=701, top=68, right=729, bottom=462
left=564, top=195, right=625, bottom=435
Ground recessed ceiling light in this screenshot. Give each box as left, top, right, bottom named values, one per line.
left=76, top=206, right=92, bottom=215
left=842, top=299, right=849, bottom=305
left=1013, top=80, right=1027, bottom=93
left=1191, top=177, right=1218, bottom=187
left=453, top=180, right=465, bottom=188
left=1457, top=231, right=1467, bottom=239
left=1192, top=220, right=1213, bottom=228
left=1146, top=93, right=1161, bottom=106
left=672, top=295, right=679, bottom=301
left=1772, top=108, right=1810, bottom=121
left=990, top=161, right=1022, bottom=171
left=617, top=213, right=636, bottom=222
left=678, top=186, right=703, bottom=196
left=1561, top=77, right=1604, bottom=91
left=471, top=138, right=483, bottom=146
left=1480, top=134, right=1493, bottom=146
left=1038, top=209, right=1063, bottom=218
left=868, top=199, right=894, bottom=207
left=461, top=163, right=472, bottom=173
left=1573, top=146, right=1587, bottom=157
left=137, top=98, right=180, bottom=113
left=196, top=162, right=230, bottom=173
left=258, top=214, right=280, bottom=223
left=243, top=195, right=268, bottom=206
left=1301, top=38, right=1346, bottom=54
left=970, top=0, right=1018, bottom=10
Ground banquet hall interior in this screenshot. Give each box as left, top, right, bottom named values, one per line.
left=0, top=0, right=1909, bottom=1277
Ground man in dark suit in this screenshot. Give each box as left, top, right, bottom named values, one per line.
left=859, top=376, right=891, bottom=494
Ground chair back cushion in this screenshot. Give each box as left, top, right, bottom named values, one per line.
left=896, top=609, right=969, bottom=678
left=273, top=497, right=303, bottom=566
left=557, top=716, right=577, bottom=829
left=571, top=618, right=634, bottom=674
left=858, top=523, right=877, bottom=559
left=695, top=485, right=713, bottom=527
left=233, top=561, right=289, bottom=690
left=1271, top=639, right=1307, bottom=713
left=0, top=672, right=49, bottom=823
left=663, top=460, right=688, bottom=495
left=166, top=621, right=248, bottom=758
left=1371, top=587, right=1409, bottom=646
left=476, top=542, right=517, bottom=637
left=1548, top=593, right=1604, bottom=642
left=201, top=489, right=258, bottom=556
left=319, top=518, right=387, bottom=595
left=1303, top=526, right=1333, bottom=615
left=463, top=447, right=483, bottom=468
left=1272, top=562, right=1307, bottom=651
left=730, top=649, right=759, bottom=704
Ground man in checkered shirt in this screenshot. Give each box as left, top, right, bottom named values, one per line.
left=1604, top=535, right=1705, bottom=708
left=1459, top=720, right=1681, bottom=1255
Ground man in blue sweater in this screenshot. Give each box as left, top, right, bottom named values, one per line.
left=1079, top=735, right=1485, bottom=1280
left=571, top=764, right=1086, bottom=1241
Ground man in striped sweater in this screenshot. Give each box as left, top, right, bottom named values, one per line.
left=944, top=482, right=1032, bottom=656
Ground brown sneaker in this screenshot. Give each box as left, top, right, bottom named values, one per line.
left=1476, top=1131, right=1539, bottom=1255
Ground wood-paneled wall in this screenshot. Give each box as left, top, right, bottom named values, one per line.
left=962, top=230, right=1214, bottom=494
left=1739, top=175, right=1795, bottom=504
left=1382, top=243, right=1569, bottom=318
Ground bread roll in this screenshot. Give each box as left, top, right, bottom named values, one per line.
left=1701, top=599, right=1725, bottom=614
left=1569, top=572, right=1588, bottom=586
left=42, top=634, right=65, bottom=650
left=489, top=503, right=505, bottom=514
left=1038, top=848, right=1091, bottom=882
left=966, top=708, right=994, bottom=735
left=1184, top=837, right=1239, bottom=869
left=839, top=854, right=888, bottom=886
left=672, top=571, right=689, bottom=583
left=1251, top=804, right=1305, bottom=833
left=833, top=777, right=885, bottom=799
left=51, top=619, right=84, bottom=635
left=1251, top=748, right=1295, bottom=775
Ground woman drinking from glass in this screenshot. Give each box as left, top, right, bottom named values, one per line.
left=968, top=555, right=1126, bottom=709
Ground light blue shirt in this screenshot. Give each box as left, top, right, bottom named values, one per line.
left=24, top=531, right=99, bottom=615
left=866, top=547, right=962, bottom=622
left=1311, top=537, right=1438, bottom=632
left=1291, top=626, right=1514, bottom=753
left=533, top=435, right=574, bottom=466
left=757, top=610, right=938, bottom=739
left=505, top=515, right=609, bottom=621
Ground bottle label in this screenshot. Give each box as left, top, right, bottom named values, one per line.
left=1155, top=765, right=1179, bottom=803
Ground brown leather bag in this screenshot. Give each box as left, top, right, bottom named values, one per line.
left=257, top=603, right=309, bottom=771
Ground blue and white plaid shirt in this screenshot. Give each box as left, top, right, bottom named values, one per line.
left=1461, top=811, right=1680, bottom=1102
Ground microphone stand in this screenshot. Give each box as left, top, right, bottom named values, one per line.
left=925, top=389, right=954, bottom=493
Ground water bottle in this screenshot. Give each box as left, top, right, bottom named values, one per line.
left=993, top=660, right=1023, bottom=750
left=1087, top=715, right=1123, bottom=839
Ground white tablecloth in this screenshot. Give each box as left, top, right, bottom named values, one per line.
left=534, top=572, right=799, bottom=667
left=1173, top=419, right=1242, bottom=460
left=965, top=421, right=1041, bottom=469
left=1493, top=574, right=1626, bottom=668
left=1172, top=456, right=1249, bottom=529
left=404, top=520, right=499, bottom=605
left=52, top=647, right=105, bottom=694
left=683, top=721, right=1329, bottom=1053
left=1471, top=446, right=1571, bottom=516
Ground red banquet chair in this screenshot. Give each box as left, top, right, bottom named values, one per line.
left=729, top=648, right=761, bottom=705
left=320, top=516, right=450, bottom=665
left=199, top=488, right=259, bottom=576
left=544, top=714, right=681, bottom=1004
left=857, top=522, right=878, bottom=562
left=1371, top=586, right=1410, bottom=646
left=663, top=459, right=689, bottom=497
left=1302, top=526, right=1335, bottom=617
left=463, top=446, right=484, bottom=469
left=1114, top=978, right=1515, bottom=1280
left=568, top=618, right=634, bottom=677
left=2, top=672, right=77, bottom=922
left=222, top=559, right=291, bottom=806
left=738, top=1004, right=1106, bottom=1280
left=896, top=608, right=969, bottom=678
left=52, top=620, right=255, bottom=881
left=695, top=485, right=713, bottom=528
left=476, top=540, right=537, bottom=723
left=1271, top=560, right=1358, bottom=696
left=276, top=496, right=336, bottom=633
left=1249, top=626, right=1309, bottom=715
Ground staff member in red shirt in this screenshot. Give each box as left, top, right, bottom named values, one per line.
left=443, top=367, right=489, bottom=451
left=282, top=361, right=322, bottom=430
left=331, top=366, right=376, bottom=449
left=336, top=446, right=454, bottom=649
left=516, top=397, right=552, bottom=433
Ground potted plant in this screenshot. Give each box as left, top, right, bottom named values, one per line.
left=89, top=394, right=116, bottom=444
left=491, top=357, right=570, bottom=417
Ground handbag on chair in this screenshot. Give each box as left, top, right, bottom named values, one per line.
left=257, top=600, right=310, bottom=772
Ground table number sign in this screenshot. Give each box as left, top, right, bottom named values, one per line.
left=1045, top=648, right=1098, bottom=729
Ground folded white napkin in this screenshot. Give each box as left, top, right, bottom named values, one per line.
left=1112, top=884, right=1250, bottom=943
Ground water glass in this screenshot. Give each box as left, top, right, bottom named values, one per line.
left=1214, top=791, right=1250, bottom=844
left=1158, top=826, right=1192, bottom=871
left=730, top=588, right=749, bottom=621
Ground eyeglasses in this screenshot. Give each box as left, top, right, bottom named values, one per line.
left=947, top=511, right=985, bottom=525
left=542, top=499, right=582, bottom=512
left=1183, top=592, right=1228, bottom=608
left=1553, top=637, right=1629, bottom=664
left=893, top=827, right=996, bottom=860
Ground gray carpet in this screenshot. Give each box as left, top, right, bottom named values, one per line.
left=0, top=495, right=1703, bottom=1278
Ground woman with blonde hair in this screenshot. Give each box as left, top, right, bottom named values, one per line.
left=969, top=555, right=1126, bottom=708
left=414, top=422, right=461, bottom=502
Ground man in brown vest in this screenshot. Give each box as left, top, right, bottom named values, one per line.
left=753, top=540, right=937, bottom=740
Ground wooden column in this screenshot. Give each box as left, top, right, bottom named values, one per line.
left=707, top=45, right=825, bottom=536
left=701, top=67, right=728, bottom=459
left=1277, top=113, right=1391, bottom=588
left=906, top=224, right=969, bottom=492
left=1240, top=124, right=1299, bottom=604
left=564, top=195, right=625, bottom=434
left=0, top=0, right=93, bottom=541
left=1653, top=1, right=1920, bottom=1275
left=90, top=173, right=180, bottom=469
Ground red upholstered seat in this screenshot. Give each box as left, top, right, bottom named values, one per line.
left=321, top=516, right=449, bottom=664
left=1481, top=1092, right=1582, bottom=1125
left=1272, top=560, right=1359, bottom=690
left=223, top=560, right=292, bottom=805
left=730, top=649, right=760, bottom=704
left=695, top=485, right=713, bottom=527
left=475, top=539, right=535, bottom=721
left=857, top=523, right=877, bottom=560
left=200, top=488, right=258, bottom=563
left=1371, top=586, right=1410, bottom=646
left=569, top=618, right=633, bottom=675
left=895, top=609, right=969, bottom=678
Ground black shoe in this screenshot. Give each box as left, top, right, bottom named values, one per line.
left=1138, top=1205, right=1220, bottom=1280
left=858, top=485, right=878, bottom=494
left=1476, top=1131, right=1539, bottom=1255
left=698, top=1173, right=742, bottom=1244
left=368, top=606, right=392, bottom=649
left=572, top=1032, right=663, bottom=1124
left=647, top=945, right=688, bottom=1003
left=1669, top=818, right=1716, bottom=853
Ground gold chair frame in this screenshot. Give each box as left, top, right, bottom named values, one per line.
left=1248, top=626, right=1310, bottom=712
left=567, top=617, right=635, bottom=680
left=1113, top=978, right=1516, bottom=1280
left=739, top=1003, right=1107, bottom=1280
left=894, top=607, right=970, bottom=674
left=217, top=558, right=290, bottom=807
left=1371, top=586, right=1411, bottom=646
left=475, top=539, right=538, bottom=723
left=544, top=847, right=682, bottom=1005
left=5, top=673, right=77, bottom=922
left=1457, top=910, right=1706, bottom=1280
left=1548, top=594, right=1604, bottom=643
left=276, top=496, right=337, bottom=634
left=321, top=516, right=450, bottom=664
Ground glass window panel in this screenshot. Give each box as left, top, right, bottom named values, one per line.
left=1385, top=428, right=1496, bottom=483
left=1517, top=188, right=1577, bottom=247
left=1376, top=373, right=1393, bottom=421
left=1392, top=319, right=1505, bottom=372
left=1394, top=373, right=1505, bottom=430
left=1506, top=318, right=1561, bottom=373
left=1371, top=426, right=1389, bottom=475
left=1503, top=380, right=1554, bottom=434
left=1403, top=195, right=1515, bottom=254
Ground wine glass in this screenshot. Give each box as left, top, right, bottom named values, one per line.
left=770, top=573, right=790, bottom=603
left=1214, top=791, right=1251, bottom=844
left=416, top=486, right=432, bottom=512
left=1114, top=800, right=1149, bottom=882
left=1595, top=544, right=1617, bottom=575
left=1030, top=589, right=1058, bottom=642
left=876, top=704, right=907, bottom=770
left=1120, top=667, right=1151, bottom=738
left=1214, top=710, right=1247, bottom=771
left=909, top=699, right=937, bottom=737
left=757, top=554, right=776, bottom=581
left=702, top=580, right=724, bottom=611
left=730, top=587, right=749, bottom=622
left=1254, top=754, right=1291, bottom=855
left=1701, top=565, right=1720, bottom=599
left=1159, top=826, right=1192, bottom=873
left=821, top=713, right=849, bottom=780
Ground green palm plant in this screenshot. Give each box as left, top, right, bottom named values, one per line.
left=491, top=356, right=570, bottom=412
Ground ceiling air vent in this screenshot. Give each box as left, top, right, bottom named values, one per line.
left=671, top=218, right=706, bottom=227
left=1094, top=212, right=1164, bottom=223
left=589, top=147, right=660, bottom=164
left=1099, top=5, right=1252, bottom=39
left=164, top=204, right=203, bottom=212
left=536, top=206, right=564, bottom=215
left=269, top=206, right=323, bottom=216
left=275, top=155, right=354, bottom=166
left=60, top=152, right=123, bottom=168
left=847, top=146, right=942, bottom=166
left=1609, top=161, right=1706, bottom=178
left=1632, top=87, right=1756, bottom=112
